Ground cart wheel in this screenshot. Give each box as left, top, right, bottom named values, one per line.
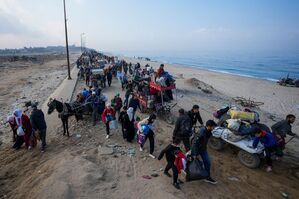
left=208, top=137, right=225, bottom=150
left=237, top=150, right=260, bottom=169
left=164, top=113, right=175, bottom=124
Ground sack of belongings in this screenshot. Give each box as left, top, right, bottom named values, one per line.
left=229, top=110, right=256, bottom=123
left=212, top=127, right=247, bottom=142
left=238, top=123, right=255, bottom=135
left=226, top=119, right=241, bottom=131
left=156, top=77, right=167, bottom=87
left=213, top=106, right=230, bottom=119
left=224, top=130, right=247, bottom=142
left=186, top=159, right=208, bottom=181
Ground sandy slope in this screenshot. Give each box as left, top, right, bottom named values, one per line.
left=0, top=56, right=299, bottom=199
left=0, top=53, right=79, bottom=144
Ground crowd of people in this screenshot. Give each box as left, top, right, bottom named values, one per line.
left=6, top=51, right=297, bottom=190
left=7, top=103, right=47, bottom=152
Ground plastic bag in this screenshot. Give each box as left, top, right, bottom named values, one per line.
left=141, top=124, right=151, bottom=135
left=137, top=132, right=145, bottom=145
left=109, top=120, right=118, bottom=129
left=17, top=126, right=25, bottom=136
left=186, top=159, right=208, bottom=181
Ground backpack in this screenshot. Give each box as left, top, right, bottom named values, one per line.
left=179, top=115, right=192, bottom=136
left=190, top=131, right=198, bottom=147
left=190, top=128, right=203, bottom=147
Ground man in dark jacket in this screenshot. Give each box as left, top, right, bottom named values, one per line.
left=173, top=109, right=192, bottom=151
left=271, top=114, right=296, bottom=139
left=191, top=120, right=217, bottom=184
left=30, top=103, right=47, bottom=152
left=188, top=105, right=203, bottom=127
left=128, top=94, right=141, bottom=115
left=124, top=80, right=134, bottom=106
left=88, top=91, right=100, bottom=126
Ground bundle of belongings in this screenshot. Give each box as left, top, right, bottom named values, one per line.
left=212, top=126, right=247, bottom=142
left=213, top=106, right=261, bottom=142
left=156, top=72, right=175, bottom=87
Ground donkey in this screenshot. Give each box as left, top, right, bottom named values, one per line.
left=47, top=98, right=82, bottom=137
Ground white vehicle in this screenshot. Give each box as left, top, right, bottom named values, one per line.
left=209, top=127, right=265, bottom=168
left=91, top=68, right=104, bottom=75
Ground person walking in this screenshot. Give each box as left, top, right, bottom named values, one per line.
left=12, top=109, right=35, bottom=150
left=124, top=80, right=134, bottom=106
left=30, top=103, right=47, bottom=152
left=102, top=103, right=116, bottom=139
left=188, top=105, right=204, bottom=127
left=158, top=137, right=181, bottom=189
left=119, top=106, right=128, bottom=139
left=128, top=94, right=141, bottom=116
left=138, top=114, right=157, bottom=158
left=111, top=93, right=123, bottom=117
left=173, top=109, right=192, bottom=152
left=107, top=69, right=113, bottom=87
left=7, top=115, right=17, bottom=143
left=191, top=120, right=217, bottom=184
left=85, top=67, right=91, bottom=86
left=89, top=91, right=100, bottom=126
left=123, top=107, right=135, bottom=142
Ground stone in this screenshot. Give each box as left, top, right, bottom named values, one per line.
left=98, top=146, right=114, bottom=155
left=228, top=176, right=240, bottom=181
left=111, top=182, right=117, bottom=189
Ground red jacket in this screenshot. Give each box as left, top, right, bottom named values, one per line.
left=115, top=97, right=123, bottom=110
left=21, top=114, right=35, bottom=148
left=21, top=114, right=32, bottom=135
left=175, top=151, right=187, bottom=174
left=102, top=108, right=116, bottom=123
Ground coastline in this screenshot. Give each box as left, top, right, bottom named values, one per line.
left=151, top=58, right=281, bottom=82
left=122, top=55, right=299, bottom=120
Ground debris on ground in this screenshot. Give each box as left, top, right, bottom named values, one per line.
left=142, top=175, right=152, bottom=180
left=127, top=148, right=136, bottom=157
left=228, top=176, right=240, bottom=182
left=232, top=96, right=264, bottom=108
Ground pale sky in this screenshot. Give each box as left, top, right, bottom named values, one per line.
left=0, top=0, right=299, bottom=54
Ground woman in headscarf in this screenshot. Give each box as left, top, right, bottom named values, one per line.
left=7, top=115, right=17, bottom=142
left=13, top=109, right=34, bottom=149
left=119, top=106, right=128, bottom=139
left=123, top=107, right=135, bottom=143
left=102, top=103, right=116, bottom=139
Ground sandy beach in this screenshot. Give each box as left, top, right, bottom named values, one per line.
left=0, top=54, right=298, bottom=199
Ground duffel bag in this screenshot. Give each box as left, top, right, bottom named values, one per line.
left=186, top=159, right=208, bottom=181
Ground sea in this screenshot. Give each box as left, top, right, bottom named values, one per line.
left=121, top=51, right=299, bottom=82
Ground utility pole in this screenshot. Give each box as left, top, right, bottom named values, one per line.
left=80, top=33, right=85, bottom=53
left=63, top=0, right=71, bottom=80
